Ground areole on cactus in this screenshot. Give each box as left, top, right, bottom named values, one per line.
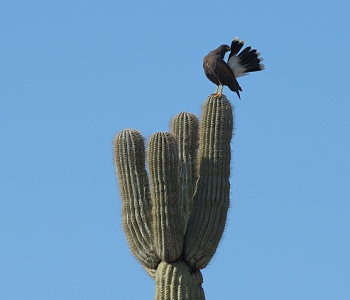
left=114, top=94, right=234, bottom=299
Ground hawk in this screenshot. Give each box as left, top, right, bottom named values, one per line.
left=203, top=37, right=265, bottom=98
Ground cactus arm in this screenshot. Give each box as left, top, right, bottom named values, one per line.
left=170, top=112, right=199, bottom=230
left=184, top=95, right=234, bottom=270
left=114, top=129, right=160, bottom=269
left=148, top=132, right=184, bottom=263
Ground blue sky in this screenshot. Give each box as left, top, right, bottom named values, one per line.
left=1, top=1, right=349, bottom=299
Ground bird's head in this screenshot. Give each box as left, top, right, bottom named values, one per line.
left=215, top=44, right=231, bottom=58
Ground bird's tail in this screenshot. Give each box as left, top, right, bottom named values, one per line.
left=227, top=37, right=265, bottom=78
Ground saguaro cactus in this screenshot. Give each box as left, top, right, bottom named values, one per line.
left=114, top=94, right=233, bottom=299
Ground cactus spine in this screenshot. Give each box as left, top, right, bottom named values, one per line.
left=114, top=95, right=234, bottom=299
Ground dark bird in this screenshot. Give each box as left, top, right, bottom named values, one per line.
left=203, top=37, right=265, bottom=98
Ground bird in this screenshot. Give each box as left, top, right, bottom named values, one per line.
left=203, top=37, right=265, bottom=98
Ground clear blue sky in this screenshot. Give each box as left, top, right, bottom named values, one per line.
left=1, top=1, right=349, bottom=299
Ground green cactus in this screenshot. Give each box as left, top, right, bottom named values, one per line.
left=114, top=94, right=234, bottom=299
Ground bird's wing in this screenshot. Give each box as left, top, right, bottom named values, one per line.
left=203, top=54, right=220, bottom=85
left=215, top=59, right=241, bottom=92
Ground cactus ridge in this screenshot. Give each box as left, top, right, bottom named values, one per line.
left=155, top=261, right=205, bottom=300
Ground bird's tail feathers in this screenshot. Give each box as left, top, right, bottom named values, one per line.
left=227, top=39, right=265, bottom=78
left=228, top=37, right=244, bottom=59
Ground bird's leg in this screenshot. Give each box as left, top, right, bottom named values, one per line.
left=218, top=85, right=224, bottom=95
left=215, top=85, right=219, bottom=94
